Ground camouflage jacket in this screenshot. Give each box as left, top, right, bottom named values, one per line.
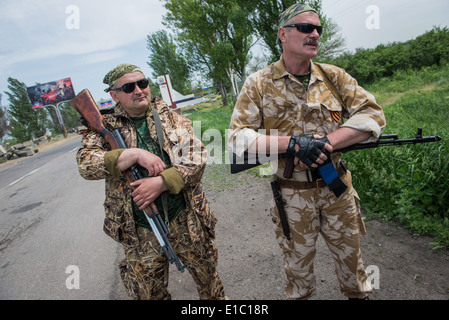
left=228, top=57, right=386, bottom=174
left=76, top=97, right=216, bottom=248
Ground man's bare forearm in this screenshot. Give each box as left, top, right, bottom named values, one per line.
left=327, top=128, right=372, bottom=150
left=249, top=135, right=291, bottom=154
left=117, top=148, right=166, bottom=176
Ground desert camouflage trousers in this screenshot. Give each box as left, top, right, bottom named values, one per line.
left=270, top=171, right=373, bottom=300
left=119, top=210, right=226, bottom=300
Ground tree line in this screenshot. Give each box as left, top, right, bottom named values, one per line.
left=328, top=26, right=449, bottom=86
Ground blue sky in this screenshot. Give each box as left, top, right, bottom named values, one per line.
left=1, top=0, right=448, bottom=107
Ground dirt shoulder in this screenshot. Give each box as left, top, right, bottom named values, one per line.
left=170, top=165, right=449, bottom=300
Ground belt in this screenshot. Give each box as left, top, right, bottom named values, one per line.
left=277, top=164, right=346, bottom=190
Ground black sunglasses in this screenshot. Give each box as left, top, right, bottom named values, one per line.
left=283, top=23, right=323, bottom=36
left=113, top=78, right=149, bottom=94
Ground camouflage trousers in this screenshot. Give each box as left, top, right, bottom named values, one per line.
left=119, top=210, right=226, bottom=300
left=270, top=170, right=372, bottom=300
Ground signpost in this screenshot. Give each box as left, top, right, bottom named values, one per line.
left=157, top=74, right=205, bottom=110
left=26, top=78, right=76, bottom=138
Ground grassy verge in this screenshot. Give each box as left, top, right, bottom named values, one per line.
left=346, top=65, right=449, bottom=249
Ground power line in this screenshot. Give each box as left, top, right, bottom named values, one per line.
left=330, top=0, right=371, bottom=20
left=324, top=0, right=343, bottom=10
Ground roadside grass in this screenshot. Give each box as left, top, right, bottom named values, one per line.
left=347, top=65, right=449, bottom=249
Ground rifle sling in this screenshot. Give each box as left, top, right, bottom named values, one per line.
left=314, top=63, right=346, bottom=109
left=152, top=107, right=169, bottom=226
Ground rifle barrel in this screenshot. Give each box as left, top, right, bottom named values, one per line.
left=378, top=134, right=398, bottom=140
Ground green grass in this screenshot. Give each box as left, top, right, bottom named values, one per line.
left=346, top=65, right=449, bottom=249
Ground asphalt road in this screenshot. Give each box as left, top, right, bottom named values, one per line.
left=0, top=136, right=128, bottom=299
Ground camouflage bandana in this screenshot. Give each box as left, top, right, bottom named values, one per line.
left=278, top=4, right=318, bottom=29
left=103, top=63, right=144, bottom=92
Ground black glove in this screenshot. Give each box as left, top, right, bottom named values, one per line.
left=318, top=136, right=332, bottom=165
left=287, top=135, right=327, bottom=168
left=318, top=136, right=331, bottom=146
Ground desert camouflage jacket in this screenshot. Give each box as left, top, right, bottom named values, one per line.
left=228, top=57, right=386, bottom=173
left=76, top=97, right=216, bottom=248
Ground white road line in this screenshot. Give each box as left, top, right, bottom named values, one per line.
left=8, top=168, right=40, bottom=187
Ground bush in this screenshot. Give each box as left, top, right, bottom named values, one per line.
left=345, top=84, right=449, bottom=248
left=330, top=27, right=449, bottom=86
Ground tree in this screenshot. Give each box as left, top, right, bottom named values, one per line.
left=5, top=77, right=48, bottom=143
left=316, top=18, right=346, bottom=61
left=148, top=77, right=161, bottom=98
left=0, top=105, right=11, bottom=143
left=147, top=30, right=191, bottom=95
left=162, top=0, right=254, bottom=105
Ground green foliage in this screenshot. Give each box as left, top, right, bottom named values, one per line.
left=0, top=105, right=10, bottom=142
left=330, top=27, right=449, bottom=86
left=5, top=77, right=48, bottom=142
left=162, top=0, right=254, bottom=106
left=147, top=30, right=191, bottom=95
left=327, top=30, right=449, bottom=248
left=189, top=101, right=234, bottom=144
left=344, top=67, right=449, bottom=249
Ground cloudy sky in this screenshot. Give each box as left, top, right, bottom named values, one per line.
left=1, top=0, right=448, bottom=106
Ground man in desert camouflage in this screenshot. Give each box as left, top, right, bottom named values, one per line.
left=77, top=63, right=226, bottom=300
left=228, top=4, right=386, bottom=299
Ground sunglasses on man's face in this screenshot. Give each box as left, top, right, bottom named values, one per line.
left=113, top=78, right=149, bottom=94
left=283, top=23, right=323, bottom=36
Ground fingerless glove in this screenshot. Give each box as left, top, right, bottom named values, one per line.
left=287, top=135, right=326, bottom=168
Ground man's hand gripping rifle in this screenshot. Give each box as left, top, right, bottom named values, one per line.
left=72, top=89, right=188, bottom=272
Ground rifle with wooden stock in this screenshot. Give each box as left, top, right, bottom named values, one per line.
left=72, top=89, right=188, bottom=272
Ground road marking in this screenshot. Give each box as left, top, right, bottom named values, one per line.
left=8, top=168, right=40, bottom=187
left=71, top=147, right=78, bottom=152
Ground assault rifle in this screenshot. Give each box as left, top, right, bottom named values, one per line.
left=72, top=89, right=189, bottom=272
left=231, top=129, right=442, bottom=180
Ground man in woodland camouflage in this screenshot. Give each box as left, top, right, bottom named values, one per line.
left=228, top=4, right=386, bottom=299
left=77, top=63, right=226, bottom=300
